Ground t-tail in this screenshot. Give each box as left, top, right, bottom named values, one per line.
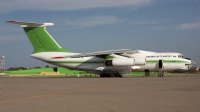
left=6, top=21, right=71, bottom=54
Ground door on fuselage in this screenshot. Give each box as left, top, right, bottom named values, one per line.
left=159, top=60, right=163, bottom=69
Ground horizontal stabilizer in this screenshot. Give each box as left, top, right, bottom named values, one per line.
left=6, top=21, right=54, bottom=27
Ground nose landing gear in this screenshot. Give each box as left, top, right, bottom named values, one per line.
left=158, top=60, right=163, bottom=77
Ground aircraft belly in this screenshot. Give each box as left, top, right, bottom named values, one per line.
left=73, top=63, right=131, bottom=74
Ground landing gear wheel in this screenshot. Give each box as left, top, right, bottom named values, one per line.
left=100, top=73, right=106, bottom=77
left=158, top=73, right=164, bottom=77
left=100, top=73, right=122, bottom=77
left=110, top=74, right=116, bottom=77
left=114, top=73, right=122, bottom=77
left=100, top=73, right=111, bottom=77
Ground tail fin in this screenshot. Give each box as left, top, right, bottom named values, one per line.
left=7, top=21, right=71, bottom=54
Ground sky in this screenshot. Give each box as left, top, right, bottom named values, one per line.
left=0, top=0, right=200, bottom=68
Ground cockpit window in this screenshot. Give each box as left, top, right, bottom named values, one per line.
left=178, top=55, right=191, bottom=60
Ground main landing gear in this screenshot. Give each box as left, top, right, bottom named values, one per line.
left=100, top=73, right=122, bottom=77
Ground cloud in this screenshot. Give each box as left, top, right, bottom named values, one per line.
left=0, top=33, right=27, bottom=42
left=0, top=25, right=21, bottom=34
left=0, top=21, right=27, bottom=42
left=177, top=22, right=200, bottom=30
left=131, top=19, right=163, bottom=25
left=64, top=16, right=125, bottom=28
left=0, top=0, right=153, bottom=13
left=150, top=26, right=168, bottom=30
left=155, top=0, right=200, bottom=3
left=129, top=19, right=170, bottom=31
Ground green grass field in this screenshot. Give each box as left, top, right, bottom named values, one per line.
left=4, top=67, right=160, bottom=76
left=4, top=67, right=196, bottom=77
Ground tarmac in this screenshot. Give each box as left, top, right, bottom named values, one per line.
left=0, top=76, right=200, bottom=112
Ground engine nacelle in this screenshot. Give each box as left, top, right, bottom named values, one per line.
left=134, top=58, right=146, bottom=65
left=105, top=58, right=146, bottom=66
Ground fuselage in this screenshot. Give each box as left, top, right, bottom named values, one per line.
left=31, top=50, right=194, bottom=74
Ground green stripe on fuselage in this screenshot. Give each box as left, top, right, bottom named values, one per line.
left=146, top=60, right=189, bottom=64
left=48, top=60, right=190, bottom=64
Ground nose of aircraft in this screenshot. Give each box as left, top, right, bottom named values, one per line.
left=187, top=60, right=196, bottom=70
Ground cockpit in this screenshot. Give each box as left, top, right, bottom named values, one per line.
left=178, top=54, right=191, bottom=60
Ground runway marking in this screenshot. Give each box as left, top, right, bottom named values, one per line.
left=0, top=81, right=132, bottom=105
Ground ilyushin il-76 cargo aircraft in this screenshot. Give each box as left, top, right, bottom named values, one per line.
left=7, top=21, right=196, bottom=77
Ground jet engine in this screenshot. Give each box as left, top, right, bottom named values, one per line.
left=105, top=58, right=146, bottom=66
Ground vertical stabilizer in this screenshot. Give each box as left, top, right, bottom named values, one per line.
left=7, top=21, right=71, bottom=54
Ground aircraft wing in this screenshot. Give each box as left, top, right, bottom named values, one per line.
left=65, top=49, right=139, bottom=58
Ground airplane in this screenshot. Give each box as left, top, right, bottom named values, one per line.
left=7, top=20, right=196, bottom=77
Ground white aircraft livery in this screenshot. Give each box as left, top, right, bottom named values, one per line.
left=7, top=21, right=196, bottom=77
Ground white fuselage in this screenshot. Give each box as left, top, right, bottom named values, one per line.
left=31, top=50, right=193, bottom=74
